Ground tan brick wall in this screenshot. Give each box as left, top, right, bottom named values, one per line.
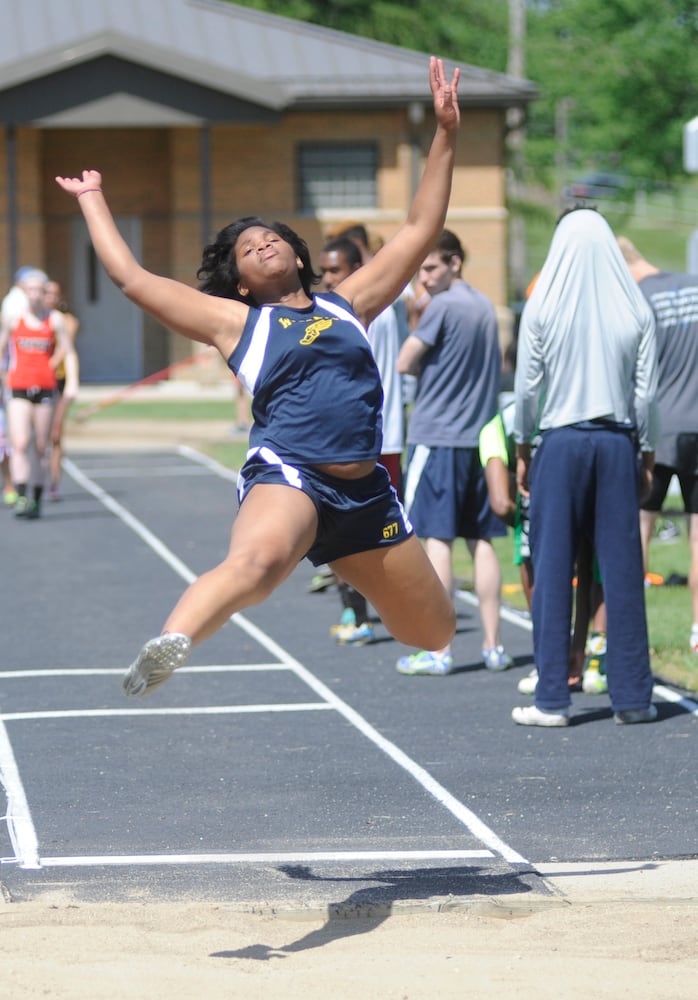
left=0, top=127, right=46, bottom=288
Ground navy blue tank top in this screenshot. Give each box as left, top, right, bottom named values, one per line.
left=227, top=292, right=383, bottom=464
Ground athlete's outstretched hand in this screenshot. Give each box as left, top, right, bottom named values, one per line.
left=429, top=56, right=460, bottom=133
left=55, top=169, right=103, bottom=198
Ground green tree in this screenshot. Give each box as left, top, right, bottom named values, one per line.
left=232, top=0, right=698, bottom=185
left=235, top=0, right=509, bottom=71
left=526, top=0, right=698, bottom=182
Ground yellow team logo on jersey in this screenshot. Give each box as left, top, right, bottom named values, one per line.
left=299, top=317, right=333, bottom=345
left=277, top=314, right=335, bottom=343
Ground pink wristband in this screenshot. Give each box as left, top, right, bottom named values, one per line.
left=77, top=188, right=102, bottom=198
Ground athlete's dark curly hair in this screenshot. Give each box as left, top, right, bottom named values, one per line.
left=197, top=216, right=320, bottom=305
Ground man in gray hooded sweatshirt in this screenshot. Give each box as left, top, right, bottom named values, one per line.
left=513, top=208, right=658, bottom=727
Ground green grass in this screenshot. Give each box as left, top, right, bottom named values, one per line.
left=207, top=440, right=250, bottom=471
left=74, top=399, right=236, bottom=421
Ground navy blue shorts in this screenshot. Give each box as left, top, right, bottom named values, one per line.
left=237, top=446, right=414, bottom=566
left=403, top=444, right=506, bottom=541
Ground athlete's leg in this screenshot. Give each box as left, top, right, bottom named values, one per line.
left=31, top=401, right=55, bottom=493
left=639, top=509, right=658, bottom=576
left=466, top=537, right=502, bottom=651
left=416, top=536, right=455, bottom=654
left=689, top=513, right=698, bottom=632
left=331, top=535, right=456, bottom=650
left=50, top=392, right=69, bottom=491
left=7, top=397, right=32, bottom=486
left=423, top=536, right=454, bottom=596
left=162, top=484, right=319, bottom=645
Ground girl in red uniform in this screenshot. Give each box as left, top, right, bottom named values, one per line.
left=0, top=273, right=78, bottom=518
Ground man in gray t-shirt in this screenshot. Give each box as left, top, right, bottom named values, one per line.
left=620, top=236, right=698, bottom=653
left=395, top=229, right=511, bottom=677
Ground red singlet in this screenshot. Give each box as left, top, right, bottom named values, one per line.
left=7, top=316, right=57, bottom=391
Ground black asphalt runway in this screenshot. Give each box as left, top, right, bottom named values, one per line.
left=1, top=447, right=696, bottom=906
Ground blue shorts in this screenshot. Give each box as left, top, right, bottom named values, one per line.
left=403, top=444, right=506, bottom=541
left=237, top=446, right=414, bottom=566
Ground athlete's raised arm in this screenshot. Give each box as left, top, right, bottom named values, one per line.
left=55, top=171, right=247, bottom=359
left=336, top=57, right=460, bottom=326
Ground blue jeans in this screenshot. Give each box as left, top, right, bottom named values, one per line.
left=529, top=425, right=653, bottom=713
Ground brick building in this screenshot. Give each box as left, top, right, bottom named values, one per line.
left=0, top=0, right=536, bottom=382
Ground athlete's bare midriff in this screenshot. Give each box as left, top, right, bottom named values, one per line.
left=313, top=459, right=377, bottom=480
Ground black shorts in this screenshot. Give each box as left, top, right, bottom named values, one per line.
left=11, top=387, right=56, bottom=405
left=643, top=461, right=698, bottom=514
left=643, top=435, right=698, bottom=513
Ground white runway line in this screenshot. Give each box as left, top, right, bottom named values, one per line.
left=63, top=457, right=199, bottom=586
left=0, top=664, right=289, bottom=679
left=226, top=616, right=530, bottom=866
left=61, top=454, right=530, bottom=866
left=0, top=720, right=40, bottom=869
left=39, top=849, right=495, bottom=868
left=2, top=704, right=333, bottom=722
left=69, top=465, right=213, bottom=478
left=651, top=683, right=698, bottom=716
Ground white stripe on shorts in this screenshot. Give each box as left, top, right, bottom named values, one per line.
left=237, top=445, right=303, bottom=500
left=403, top=443, right=431, bottom=516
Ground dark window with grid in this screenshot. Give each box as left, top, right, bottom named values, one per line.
left=297, top=142, right=378, bottom=213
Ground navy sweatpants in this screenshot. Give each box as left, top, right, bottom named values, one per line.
left=529, top=425, right=653, bottom=713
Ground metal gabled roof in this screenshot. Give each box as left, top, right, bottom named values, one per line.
left=0, top=0, right=537, bottom=123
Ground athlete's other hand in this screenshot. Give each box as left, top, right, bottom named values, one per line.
left=55, top=169, right=103, bottom=198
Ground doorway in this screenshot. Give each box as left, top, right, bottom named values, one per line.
left=70, top=216, right=144, bottom=383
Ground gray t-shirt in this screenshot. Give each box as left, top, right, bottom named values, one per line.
left=639, top=271, right=698, bottom=467
left=407, top=280, right=501, bottom=447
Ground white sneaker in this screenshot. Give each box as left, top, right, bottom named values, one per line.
left=122, top=633, right=192, bottom=697
left=517, top=669, right=538, bottom=695
left=582, top=665, right=608, bottom=694
left=512, top=704, right=570, bottom=727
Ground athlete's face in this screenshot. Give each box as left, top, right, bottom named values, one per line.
left=319, top=250, right=357, bottom=291
left=23, top=277, right=47, bottom=312
left=419, top=251, right=460, bottom=296
left=234, top=226, right=301, bottom=297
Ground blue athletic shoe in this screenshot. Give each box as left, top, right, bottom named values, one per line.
left=482, top=645, right=513, bottom=671
left=334, top=621, right=375, bottom=646
left=396, top=650, right=453, bottom=676
left=330, top=607, right=356, bottom=637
